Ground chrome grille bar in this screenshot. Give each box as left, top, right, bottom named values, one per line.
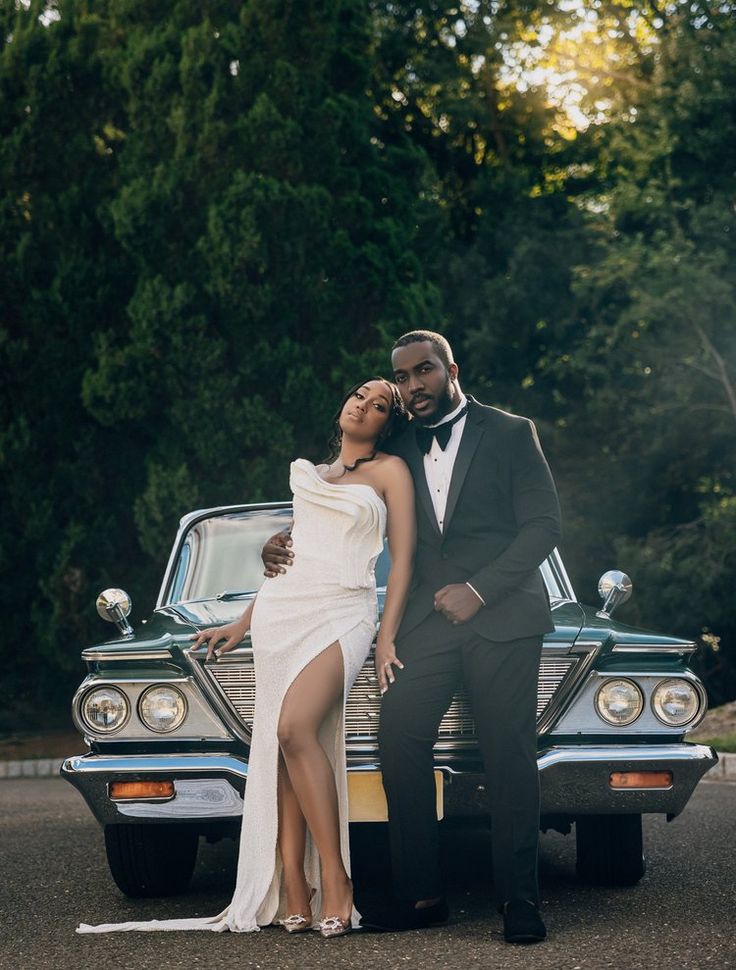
left=206, top=654, right=578, bottom=741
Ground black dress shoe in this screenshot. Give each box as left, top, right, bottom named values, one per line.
left=502, top=899, right=546, bottom=944
left=359, top=897, right=449, bottom=932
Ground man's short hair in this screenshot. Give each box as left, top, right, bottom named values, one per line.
left=392, top=330, right=454, bottom=370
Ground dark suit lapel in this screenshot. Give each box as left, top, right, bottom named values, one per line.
left=403, top=429, right=442, bottom=538
left=442, top=399, right=483, bottom=534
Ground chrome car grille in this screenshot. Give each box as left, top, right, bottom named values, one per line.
left=206, top=654, right=578, bottom=741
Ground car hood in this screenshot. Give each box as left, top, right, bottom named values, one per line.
left=576, top=605, right=695, bottom=650
left=547, top=599, right=586, bottom=644
left=162, top=597, right=257, bottom=630
left=82, top=602, right=241, bottom=659
left=86, top=595, right=592, bottom=658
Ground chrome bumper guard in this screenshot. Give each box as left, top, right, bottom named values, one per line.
left=61, top=742, right=716, bottom=826
left=537, top=742, right=716, bottom=817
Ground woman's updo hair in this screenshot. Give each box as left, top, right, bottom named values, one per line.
left=325, top=377, right=409, bottom=465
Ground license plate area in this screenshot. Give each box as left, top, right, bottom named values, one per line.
left=348, top=770, right=444, bottom=822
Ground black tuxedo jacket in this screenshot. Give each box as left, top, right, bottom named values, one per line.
left=388, top=397, right=562, bottom=642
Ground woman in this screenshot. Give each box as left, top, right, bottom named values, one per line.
left=78, top=378, right=415, bottom=937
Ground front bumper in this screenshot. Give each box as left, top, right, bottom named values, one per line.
left=61, top=742, right=717, bottom=826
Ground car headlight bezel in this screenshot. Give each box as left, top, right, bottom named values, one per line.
left=137, top=684, right=188, bottom=734
left=651, top=678, right=701, bottom=727
left=595, top=678, right=644, bottom=726
left=80, top=685, right=130, bottom=735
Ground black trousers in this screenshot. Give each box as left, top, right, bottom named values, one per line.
left=378, top=610, right=542, bottom=909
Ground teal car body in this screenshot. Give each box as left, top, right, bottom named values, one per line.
left=62, top=503, right=716, bottom=897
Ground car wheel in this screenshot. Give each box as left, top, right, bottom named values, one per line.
left=104, top=823, right=199, bottom=898
left=575, top=814, right=646, bottom=886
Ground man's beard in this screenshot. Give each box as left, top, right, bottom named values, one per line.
left=413, top=377, right=455, bottom=426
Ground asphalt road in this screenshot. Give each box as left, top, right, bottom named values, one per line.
left=1, top=778, right=734, bottom=970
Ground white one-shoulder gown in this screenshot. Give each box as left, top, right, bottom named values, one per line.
left=78, top=459, right=386, bottom=934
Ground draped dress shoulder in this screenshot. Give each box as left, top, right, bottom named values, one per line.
left=78, top=458, right=387, bottom=934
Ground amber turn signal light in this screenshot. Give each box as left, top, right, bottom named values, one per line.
left=609, top=771, right=672, bottom=789
left=109, top=781, right=175, bottom=800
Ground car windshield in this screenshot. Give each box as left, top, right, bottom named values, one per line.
left=165, top=507, right=570, bottom=620
left=166, top=509, right=293, bottom=607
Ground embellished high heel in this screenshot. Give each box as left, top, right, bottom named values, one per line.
left=279, top=885, right=316, bottom=933
left=318, top=878, right=353, bottom=938
left=279, top=913, right=312, bottom=934
left=318, top=915, right=352, bottom=938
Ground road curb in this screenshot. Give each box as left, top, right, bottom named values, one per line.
left=0, top=757, right=67, bottom=779
left=1, top=752, right=734, bottom=781
left=702, top=751, right=736, bottom=782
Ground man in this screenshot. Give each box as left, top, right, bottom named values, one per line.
left=264, top=330, right=561, bottom=943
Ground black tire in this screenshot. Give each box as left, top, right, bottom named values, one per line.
left=575, top=814, right=646, bottom=886
left=104, top=824, right=199, bottom=898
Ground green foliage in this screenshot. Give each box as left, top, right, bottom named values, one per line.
left=2, top=0, right=735, bottom=720
left=0, top=0, right=438, bottom=719
left=541, top=8, right=736, bottom=700
left=692, top=736, right=736, bottom=754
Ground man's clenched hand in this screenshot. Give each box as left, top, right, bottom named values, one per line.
left=433, top=584, right=483, bottom=624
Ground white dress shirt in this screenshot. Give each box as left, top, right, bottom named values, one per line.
left=422, top=393, right=486, bottom=607
left=423, top=392, right=468, bottom=531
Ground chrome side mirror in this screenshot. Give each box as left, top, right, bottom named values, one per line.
left=96, top=588, right=134, bottom=637
left=596, top=570, right=632, bottom=619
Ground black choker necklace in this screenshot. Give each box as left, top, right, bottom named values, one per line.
left=336, top=452, right=376, bottom=473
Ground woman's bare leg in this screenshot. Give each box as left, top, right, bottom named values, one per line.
left=277, top=751, right=311, bottom=916
left=277, top=641, right=352, bottom=920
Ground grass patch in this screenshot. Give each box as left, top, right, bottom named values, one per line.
left=0, top=730, right=82, bottom=760
left=691, top=734, right=736, bottom=753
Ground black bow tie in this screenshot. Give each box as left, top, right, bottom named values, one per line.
left=415, top=404, right=469, bottom=455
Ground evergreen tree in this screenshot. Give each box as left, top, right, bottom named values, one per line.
left=544, top=5, right=736, bottom=700
left=0, top=0, right=441, bottom=721
left=2, top=0, right=735, bottom=721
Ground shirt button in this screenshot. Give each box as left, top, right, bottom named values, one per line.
left=441, top=552, right=448, bottom=560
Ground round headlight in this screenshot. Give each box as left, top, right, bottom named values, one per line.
left=138, top=685, right=187, bottom=733
left=595, top=679, right=643, bottom=726
left=652, top=679, right=700, bottom=726
left=81, top=686, right=129, bottom=734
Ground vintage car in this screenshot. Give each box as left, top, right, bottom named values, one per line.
left=62, top=501, right=717, bottom=898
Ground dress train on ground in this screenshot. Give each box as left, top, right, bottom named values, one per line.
left=77, top=460, right=385, bottom=934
